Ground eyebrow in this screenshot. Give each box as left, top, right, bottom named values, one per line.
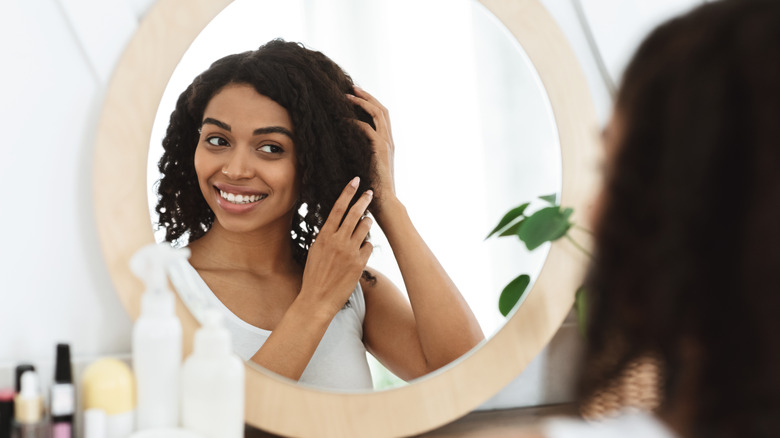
left=201, top=117, right=294, bottom=139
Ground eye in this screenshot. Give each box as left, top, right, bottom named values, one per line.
left=206, top=136, right=229, bottom=147
left=258, top=144, right=283, bottom=153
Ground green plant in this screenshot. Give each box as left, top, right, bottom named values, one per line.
left=487, top=195, right=590, bottom=334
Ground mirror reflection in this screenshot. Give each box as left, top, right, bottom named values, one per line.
left=147, top=0, right=561, bottom=391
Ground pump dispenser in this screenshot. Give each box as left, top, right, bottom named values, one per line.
left=130, top=243, right=190, bottom=430
left=181, top=310, right=244, bottom=438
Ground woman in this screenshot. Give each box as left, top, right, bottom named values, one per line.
left=156, top=39, right=484, bottom=390
left=539, top=0, right=780, bottom=437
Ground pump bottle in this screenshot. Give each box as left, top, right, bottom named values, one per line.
left=12, top=371, right=48, bottom=438
left=181, top=310, right=244, bottom=438
left=130, top=243, right=190, bottom=430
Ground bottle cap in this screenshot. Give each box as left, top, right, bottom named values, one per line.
left=14, top=364, right=35, bottom=394
left=55, top=343, right=73, bottom=383
left=18, top=372, right=39, bottom=400
left=194, top=310, right=232, bottom=356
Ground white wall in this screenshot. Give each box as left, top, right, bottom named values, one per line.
left=0, top=0, right=704, bottom=410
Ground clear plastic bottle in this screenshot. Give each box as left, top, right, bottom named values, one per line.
left=181, top=310, right=244, bottom=438
left=130, top=243, right=190, bottom=430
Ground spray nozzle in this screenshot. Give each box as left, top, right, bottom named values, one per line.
left=194, top=309, right=232, bottom=356
left=130, top=243, right=191, bottom=318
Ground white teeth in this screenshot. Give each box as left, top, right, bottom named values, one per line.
left=219, top=190, right=266, bottom=204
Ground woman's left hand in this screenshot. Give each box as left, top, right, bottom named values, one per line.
left=348, top=87, right=396, bottom=210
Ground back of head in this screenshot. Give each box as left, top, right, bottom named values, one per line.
left=581, top=1, right=780, bottom=436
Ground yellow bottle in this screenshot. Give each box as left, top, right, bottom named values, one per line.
left=81, top=359, right=135, bottom=438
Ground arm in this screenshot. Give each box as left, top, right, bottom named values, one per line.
left=250, top=178, right=374, bottom=380
left=349, top=87, right=485, bottom=378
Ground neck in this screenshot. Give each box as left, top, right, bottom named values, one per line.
left=188, top=219, right=299, bottom=276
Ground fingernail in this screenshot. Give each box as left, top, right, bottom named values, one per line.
left=366, top=190, right=374, bottom=198
left=350, top=176, right=360, bottom=188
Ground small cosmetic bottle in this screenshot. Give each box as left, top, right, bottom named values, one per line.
left=12, top=371, right=49, bottom=438
left=50, top=344, right=74, bottom=438
left=1, top=388, right=14, bottom=438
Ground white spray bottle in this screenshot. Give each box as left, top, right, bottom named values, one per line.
left=130, top=243, right=190, bottom=430
left=181, top=310, right=244, bottom=438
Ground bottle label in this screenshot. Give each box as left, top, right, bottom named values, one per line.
left=52, top=422, right=72, bottom=438
left=50, top=383, right=75, bottom=416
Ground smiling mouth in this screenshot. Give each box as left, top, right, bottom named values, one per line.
left=217, top=188, right=268, bottom=205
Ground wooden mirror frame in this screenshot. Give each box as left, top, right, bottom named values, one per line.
left=93, top=0, right=600, bottom=436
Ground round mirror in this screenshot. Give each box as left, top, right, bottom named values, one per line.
left=145, top=0, right=561, bottom=391
left=93, top=0, right=600, bottom=435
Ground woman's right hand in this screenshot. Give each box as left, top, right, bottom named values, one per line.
left=299, top=176, right=374, bottom=315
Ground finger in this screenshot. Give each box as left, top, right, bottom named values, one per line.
left=352, top=215, right=373, bottom=241
left=347, top=92, right=387, bottom=125
left=351, top=118, right=383, bottom=143
left=321, top=176, right=360, bottom=234
left=338, top=190, right=373, bottom=236
left=359, top=240, right=374, bottom=264
left=352, top=86, right=387, bottom=113
left=346, top=93, right=390, bottom=138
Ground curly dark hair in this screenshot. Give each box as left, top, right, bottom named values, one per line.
left=579, top=1, right=780, bottom=436
left=155, top=39, right=377, bottom=267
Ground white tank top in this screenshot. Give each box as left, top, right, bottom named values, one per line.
left=167, top=258, right=374, bottom=391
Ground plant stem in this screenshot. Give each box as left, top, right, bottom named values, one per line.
left=573, top=224, right=594, bottom=235
left=565, top=234, right=592, bottom=258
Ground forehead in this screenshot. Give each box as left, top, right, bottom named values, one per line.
left=203, top=83, right=293, bottom=132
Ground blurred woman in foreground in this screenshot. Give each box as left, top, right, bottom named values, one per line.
left=540, top=1, right=780, bottom=437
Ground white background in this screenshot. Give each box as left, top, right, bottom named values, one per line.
left=0, top=0, right=705, bottom=411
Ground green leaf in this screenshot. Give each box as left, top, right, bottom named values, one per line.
left=575, top=285, right=588, bottom=338
left=499, top=274, right=531, bottom=316
left=539, top=193, right=558, bottom=204
left=517, top=206, right=573, bottom=250
left=498, top=218, right=525, bottom=237
left=486, top=203, right=530, bottom=239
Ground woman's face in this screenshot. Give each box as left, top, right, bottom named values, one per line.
left=194, top=83, right=299, bottom=236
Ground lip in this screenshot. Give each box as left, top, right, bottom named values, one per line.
left=214, top=183, right=266, bottom=196
left=212, top=185, right=266, bottom=214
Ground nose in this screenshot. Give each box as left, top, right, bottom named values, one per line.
left=221, top=148, right=253, bottom=180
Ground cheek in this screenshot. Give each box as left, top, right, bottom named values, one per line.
left=193, top=147, right=215, bottom=180
left=268, top=162, right=298, bottom=188
left=193, top=148, right=202, bottom=176
left=192, top=148, right=212, bottom=195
